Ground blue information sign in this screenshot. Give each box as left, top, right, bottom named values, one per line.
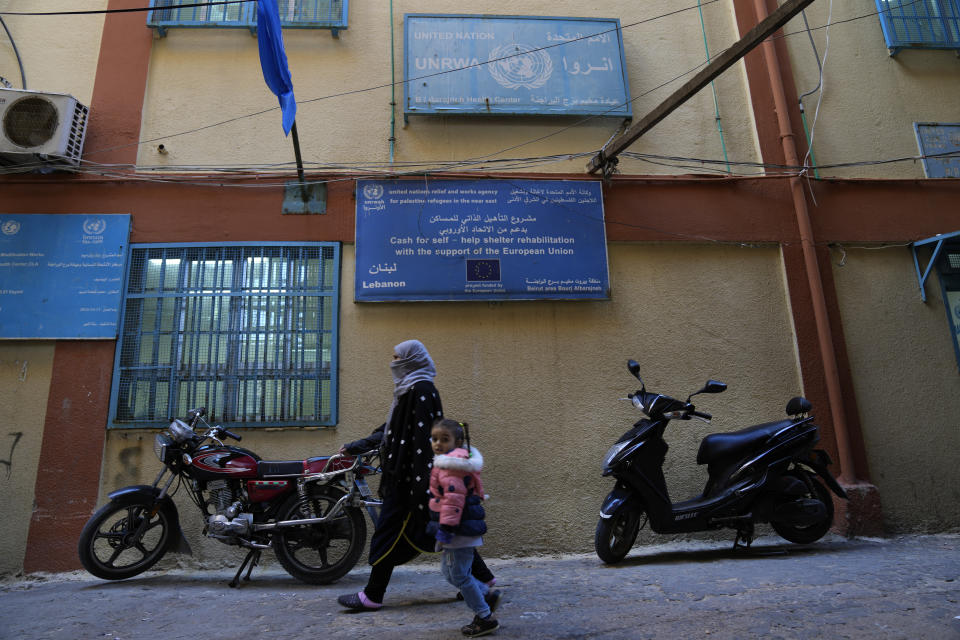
left=355, top=179, right=609, bottom=301
left=915, top=123, right=960, bottom=178
left=0, top=214, right=130, bottom=339
left=404, top=14, right=631, bottom=117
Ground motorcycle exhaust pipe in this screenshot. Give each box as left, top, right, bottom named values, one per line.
left=256, top=511, right=341, bottom=531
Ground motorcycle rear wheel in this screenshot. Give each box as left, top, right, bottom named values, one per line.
left=272, top=484, right=367, bottom=585
left=595, top=508, right=642, bottom=564
left=771, top=470, right=834, bottom=544
left=78, top=500, right=172, bottom=580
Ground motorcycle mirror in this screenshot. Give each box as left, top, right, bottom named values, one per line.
left=627, top=359, right=642, bottom=380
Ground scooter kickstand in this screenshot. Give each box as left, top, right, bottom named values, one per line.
left=733, top=524, right=755, bottom=551
left=229, top=549, right=261, bottom=588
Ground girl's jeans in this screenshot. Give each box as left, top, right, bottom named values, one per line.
left=441, top=547, right=491, bottom=618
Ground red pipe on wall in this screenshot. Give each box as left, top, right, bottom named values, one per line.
left=751, top=0, right=856, bottom=484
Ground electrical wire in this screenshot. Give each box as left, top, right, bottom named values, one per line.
left=803, top=0, right=833, bottom=172
left=0, top=1, right=250, bottom=17
left=4, top=146, right=957, bottom=183
left=0, top=15, right=26, bottom=88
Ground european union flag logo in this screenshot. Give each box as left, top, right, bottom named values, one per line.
left=466, top=259, right=501, bottom=282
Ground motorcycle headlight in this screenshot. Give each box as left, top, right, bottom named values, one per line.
left=602, top=440, right=631, bottom=470
left=154, top=433, right=174, bottom=463
left=167, top=419, right=194, bottom=443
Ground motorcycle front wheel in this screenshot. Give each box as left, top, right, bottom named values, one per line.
left=595, top=508, right=642, bottom=564
left=272, top=484, right=367, bottom=585
left=771, top=470, right=834, bottom=544
left=78, top=500, right=173, bottom=580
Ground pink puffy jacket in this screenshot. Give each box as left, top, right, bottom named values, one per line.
left=428, top=447, right=485, bottom=528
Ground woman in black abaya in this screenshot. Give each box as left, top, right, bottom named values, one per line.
left=337, top=339, right=493, bottom=610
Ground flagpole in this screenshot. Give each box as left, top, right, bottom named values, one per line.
left=290, top=120, right=307, bottom=201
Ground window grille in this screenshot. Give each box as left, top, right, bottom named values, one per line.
left=148, top=0, right=349, bottom=36
left=876, top=0, right=960, bottom=54
left=109, top=243, right=340, bottom=428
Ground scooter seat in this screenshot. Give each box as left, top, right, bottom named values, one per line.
left=697, top=419, right=795, bottom=466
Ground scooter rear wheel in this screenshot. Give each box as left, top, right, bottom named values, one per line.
left=771, top=470, right=834, bottom=544
left=595, top=509, right=642, bottom=564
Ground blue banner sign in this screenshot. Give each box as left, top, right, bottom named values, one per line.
left=915, top=123, right=960, bottom=178
left=0, top=214, right=130, bottom=339
left=404, top=14, right=631, bottom=117
left=355, top=179, right=609, bottom=301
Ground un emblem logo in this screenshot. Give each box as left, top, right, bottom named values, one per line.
left=488, top=43, right=553, bottom=90
left=362, top=184, right=384, bottom=201
left=82, top=218, right=107, bottom=235
left=1, top=220, right=21, bottom=236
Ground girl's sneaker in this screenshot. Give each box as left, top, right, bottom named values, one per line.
left=461, top=614, right=499, bottom=637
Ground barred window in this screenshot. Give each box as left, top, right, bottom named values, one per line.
left=876, top=0, right=960, bottom=54
left=109, top=243, right=340, bottom=428
left=148, top=0, right=349, bottom=35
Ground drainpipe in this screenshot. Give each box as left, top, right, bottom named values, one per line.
left=389, top=0, right=396, bottom=164
left=752, top=0, right=856, bottom=484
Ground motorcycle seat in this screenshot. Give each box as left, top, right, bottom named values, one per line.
left=697, top=419, right=795, bottom=466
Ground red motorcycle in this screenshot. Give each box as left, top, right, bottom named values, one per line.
left=78, top=408, right=381, bottom=587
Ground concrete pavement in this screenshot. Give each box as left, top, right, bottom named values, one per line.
left=1, top=534, right=958, bottom=639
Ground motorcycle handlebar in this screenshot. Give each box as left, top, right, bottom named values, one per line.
left=690, top=410, right=712, bottom=421
left=220, top=427, right=242, bottom=441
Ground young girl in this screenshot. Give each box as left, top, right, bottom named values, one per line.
left=429, top=418, right=501, bottom=638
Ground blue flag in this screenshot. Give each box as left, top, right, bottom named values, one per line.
left=256, top=0, right=296, bottom=135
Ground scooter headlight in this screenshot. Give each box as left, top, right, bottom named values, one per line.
left=603, top=440, right=631, bottom=470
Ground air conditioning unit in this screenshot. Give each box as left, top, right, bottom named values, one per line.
left=0, top=88, right=89, bottom=170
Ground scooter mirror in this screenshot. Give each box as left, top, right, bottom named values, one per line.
left=688, top=379, right=727, bottom=402
left=627, top=360, right=642, bottom=381
left=702, top=380, right=727, bottom=394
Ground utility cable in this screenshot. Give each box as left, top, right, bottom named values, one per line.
left=803, top=0, right=833, bottom=174
left=697, top=0, right=731, bottom=174
left=0, top=15, right=26, bottom=89
left=0, top=1, right=250, bottom=17
left=798, top=9, right=822, bottom=178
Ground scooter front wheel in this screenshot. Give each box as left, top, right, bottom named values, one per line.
left=595, top=508, right=642, bottom=564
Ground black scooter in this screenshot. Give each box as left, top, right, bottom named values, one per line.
left=595, top=360, right=847, bottom=564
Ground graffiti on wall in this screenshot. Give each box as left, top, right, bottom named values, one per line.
left=0, top=432, right=23, bottom=479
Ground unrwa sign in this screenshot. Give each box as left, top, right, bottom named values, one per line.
left=403, top=14, right=631, bottom=117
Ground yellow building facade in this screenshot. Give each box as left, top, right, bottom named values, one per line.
left=1, top=0, right=958, bottom=576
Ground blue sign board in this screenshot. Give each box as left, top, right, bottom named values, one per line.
left=355, top=179, right=609, bottom=301
left=404, top=14, right=631, bottom=117
left=0, top=214, right=130, bottom=339
left=915, top=123, right=960, bottom=178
